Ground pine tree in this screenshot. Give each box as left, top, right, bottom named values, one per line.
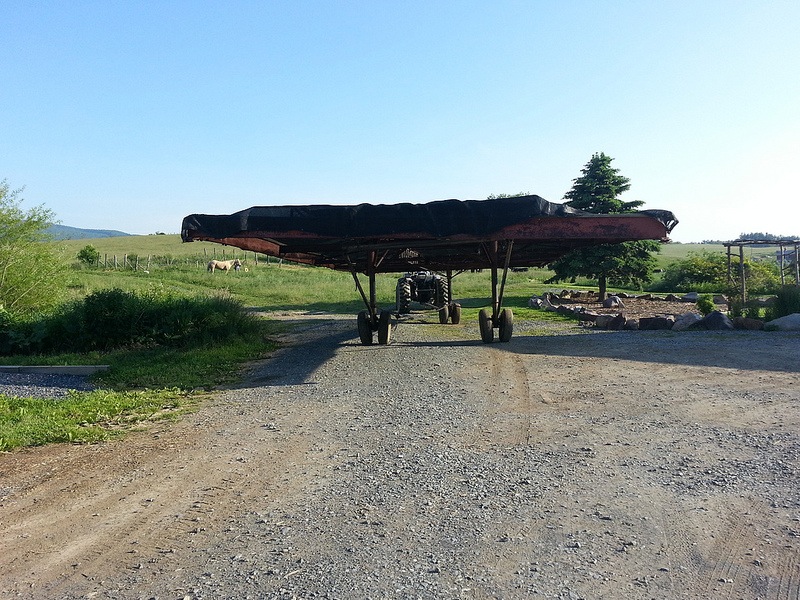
left=547, top=153, right=659, bottom=299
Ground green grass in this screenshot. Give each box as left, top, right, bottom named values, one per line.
left=0, top=387, right=191, bottom=450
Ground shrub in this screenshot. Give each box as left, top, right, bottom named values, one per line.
left=77, top=244, right=100, bottom=265
left=766, top=286, right=800, bottom=321
left=0, top=288, right=262, bottom=355
left=696, top=294, right=715, bottom=315
left=0, top=179, right=67, bottom=316
left=653, top=250, right=780, bottom=295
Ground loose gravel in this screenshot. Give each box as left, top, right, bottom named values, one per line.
left=1, top=315, right=799, bottom=600
left=0, top=372, right=95, bottom=399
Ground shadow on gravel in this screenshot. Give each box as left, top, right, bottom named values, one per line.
left=496, top=331, right=800, bottom=374
left=228, top=319, right=358, bottom=387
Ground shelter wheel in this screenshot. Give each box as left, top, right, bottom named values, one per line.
left=377, top=310, right=393, bottom=345
left=478, top=308, right=494, bottom=343
left=357, top=311, right=374, bottom=345
left=498, top=308, right=514, bottom=342
left=450, top=303, right=462, bottom=324
left=438, top=304, right=450, bottom=324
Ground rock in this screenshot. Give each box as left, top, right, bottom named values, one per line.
left=665, top=294, right=681, bottom=302
left=681, top=292, right=699, bottom=302
left=639, top=316, right=675, bottom=330
left=624, top=318, right=639, bottom=330
left=607, top=314, right=627, bottom=330
left=579, top=311, right=600, bottom=322
left=556, top=305, right=576, bottom=316
left=713, top=294, right=728, bottom=305
left=594, top=314, right=616, bottom=329
left=688, top=310, right=734, bottom=330
left=672, top=313, right=702, bottom=331
left=764, top=313, right=800, bottom=331
left=732, top=316, right=764, bottom=331
left=603, top=295, right=625, bottom=309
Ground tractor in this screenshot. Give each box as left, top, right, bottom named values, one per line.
left=395, top=271, right=461, bottom=324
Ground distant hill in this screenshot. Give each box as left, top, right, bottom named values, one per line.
left=46, top=224, right=131, bottom=240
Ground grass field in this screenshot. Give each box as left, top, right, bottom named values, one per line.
left=56, top=234, right=756, bottom=305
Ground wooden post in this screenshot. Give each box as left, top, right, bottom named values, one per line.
left=739, top=245, right=746, bottom=306
left=726, top=245, right=732, bottom=285
left=779, top=244, right=786, bottom=286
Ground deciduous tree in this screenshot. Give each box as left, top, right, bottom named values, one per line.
left=0, top=180, right=66, bottom=317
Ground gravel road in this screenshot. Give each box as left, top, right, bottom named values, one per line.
left=1, top=314, right=799, bottom=599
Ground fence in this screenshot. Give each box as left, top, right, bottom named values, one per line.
left=90, top=248, right=284, bottom=271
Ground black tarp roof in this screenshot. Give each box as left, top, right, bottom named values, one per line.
left=182, top=195, right=678, bottom=273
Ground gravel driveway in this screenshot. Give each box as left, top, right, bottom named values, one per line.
left=1, top=315, right=799, bottom=599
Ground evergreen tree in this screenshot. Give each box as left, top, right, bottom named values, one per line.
left=547, top=153, right=660, bottom=299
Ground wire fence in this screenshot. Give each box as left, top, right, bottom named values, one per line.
left=88, top=248, right=284, bottom=271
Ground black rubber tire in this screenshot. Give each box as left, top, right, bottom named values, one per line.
left=434, top=277, right=449, bottom=308
left=438, top=304, right=450, bottom=324
left=478, top=308, right=494, bottom=343
left=377, top=310, right=393, bottom=345
left=450, top=303, right=462, bottom=324
left=498, top=308, right=514, bottom=342
left=357, top=311, right=373, bottom=345
left=396, top=280, right=412, bottom=314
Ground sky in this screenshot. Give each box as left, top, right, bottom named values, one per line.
left=2, top=1, right=799, bottom=243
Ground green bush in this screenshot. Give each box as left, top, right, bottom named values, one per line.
left=77, top=244, right=100, bottom=265
left=653, top=251, right=780, bottom=295
left=696, top=294, right=715, bottom=315
left=766, top=286, right=800, bottom=321
left=0, top=288, right=262, bottom=355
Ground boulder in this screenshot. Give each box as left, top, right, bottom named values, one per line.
left=713, top=294, right=728, bottom=305
left=732, top=316, right=764, bottom=331
left=764, top=313, right=800, bottom=331
left=681, top=292, right=699, bottom=302
left=639, top=316, right=675, bottom=330
left=594, top=314, right=616, bottom=329
left=672, top=312, right=702, bottom=331
left=602, top=295, right=625, bottom=309
left=578, top=310, right=600, bottom=323
left=624, top=318, right=640, bottom=330
left=607, top=314, right=627, bottom=330
left=665, top=294, right=681, bottom=302
left=688, top=310, right=734, bottom=330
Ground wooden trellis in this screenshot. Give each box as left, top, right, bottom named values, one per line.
left=724, top=239, right=800, bottom=303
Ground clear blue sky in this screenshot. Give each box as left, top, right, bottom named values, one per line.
left=2, top=1, right=798, bottom=242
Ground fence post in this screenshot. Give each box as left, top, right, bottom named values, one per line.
left=114, top=255, right=118, bottom=269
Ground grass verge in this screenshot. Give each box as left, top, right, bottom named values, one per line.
left=0, top=320, right=284, bottom=451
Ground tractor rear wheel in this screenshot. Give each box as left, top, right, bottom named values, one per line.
left=434, top=277, right=449, bottom=308
left=396, top=280, right=412, bottom=314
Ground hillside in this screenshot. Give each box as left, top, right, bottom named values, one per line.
left=46, top=224, right=131, bottom=240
